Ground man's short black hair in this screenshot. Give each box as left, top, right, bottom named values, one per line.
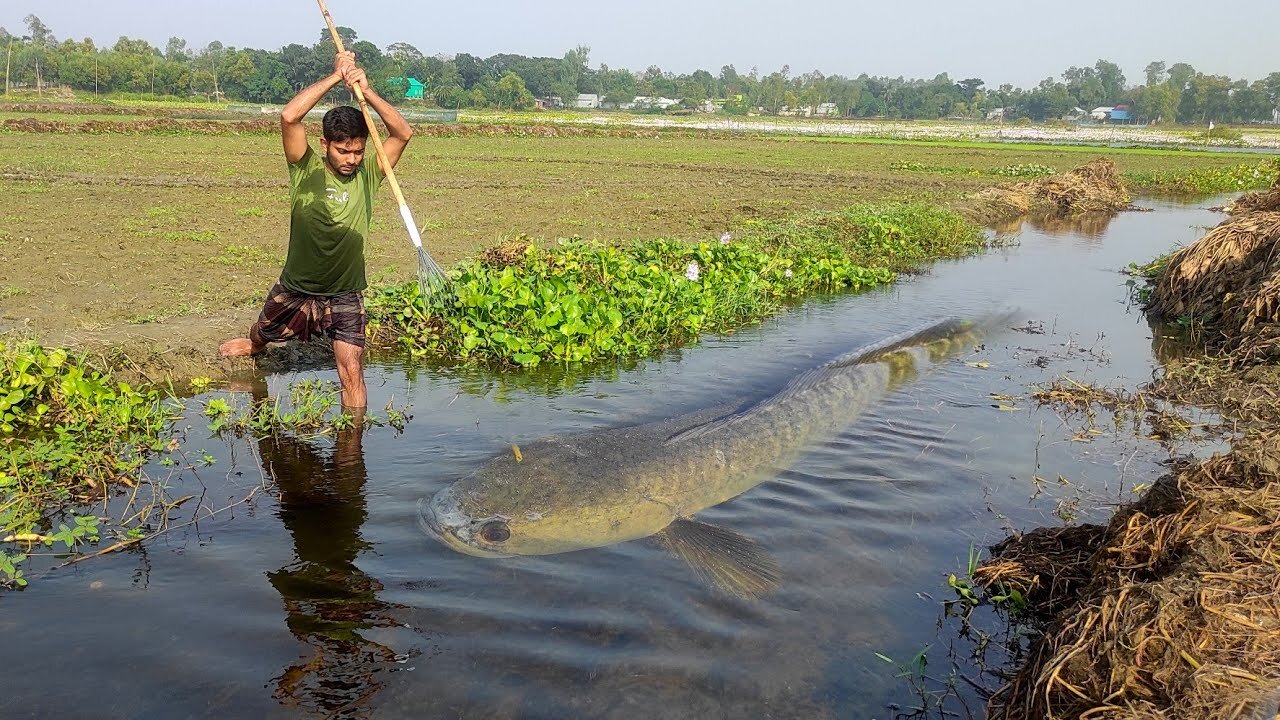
left=322, top=106, right=369, bottom=142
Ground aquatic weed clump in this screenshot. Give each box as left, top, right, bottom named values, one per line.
left=367, top=202, right=984, bottom=366
left=0, top=342, right=175, bottom=586
left=1125, top=159, right=1280, bottom=196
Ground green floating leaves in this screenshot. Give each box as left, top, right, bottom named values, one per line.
left=0, top=341, right=175, bottom=543
left=368, top=202, right=986, bottom=367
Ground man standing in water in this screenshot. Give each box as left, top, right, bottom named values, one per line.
left=220, top=50, right=413, bottom=409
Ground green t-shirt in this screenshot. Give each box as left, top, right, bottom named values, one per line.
left=279, top=145, right=383, bottom=296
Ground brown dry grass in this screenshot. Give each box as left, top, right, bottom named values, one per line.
left=978, top=158, right=1134, bottom=219
left=983, top=434, right=1280, bottom=720
left=1147, top=212, right=1280, bottom=364
left=1226, top=179, right=1280, bottom=215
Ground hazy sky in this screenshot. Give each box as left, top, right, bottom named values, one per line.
left=3, top=1, right=1277, bottom=88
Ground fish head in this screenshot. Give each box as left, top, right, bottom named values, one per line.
left=419, top=436, right=675, bottom=557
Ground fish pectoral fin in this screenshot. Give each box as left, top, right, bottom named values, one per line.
left=658, top=518, right=780, bottom=600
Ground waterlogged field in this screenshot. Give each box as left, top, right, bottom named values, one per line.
left=0, top=120, right=1271, bottom=358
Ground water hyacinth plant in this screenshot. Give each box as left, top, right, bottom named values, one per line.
left=1125, top=159, right=1280, bottom=195
left=367, top=202, right=985, bottom=367
left=0, top=342, right=177, bottom=587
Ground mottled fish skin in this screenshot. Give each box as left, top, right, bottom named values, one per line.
left=421, top=318, right=985, bottom=559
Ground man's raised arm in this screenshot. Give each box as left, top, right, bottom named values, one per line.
left=280, top=51, right=355, bottom=164
left=340, top=64, right=414, bottom=169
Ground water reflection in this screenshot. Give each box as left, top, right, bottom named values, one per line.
left=252, top=389, right=401, bottom=717
left=991, top=210, right=1119, bottom=240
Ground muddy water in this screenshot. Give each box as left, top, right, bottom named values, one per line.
left=0, top=198, right=1227, bottom=718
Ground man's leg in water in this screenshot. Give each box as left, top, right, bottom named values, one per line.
left=334, top=339, right=367, bottom=409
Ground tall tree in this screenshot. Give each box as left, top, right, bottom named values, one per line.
left=1093, top=60, right=1125, bottom=104
left=1143, top=60, right=1166, bottom=86
left=23, top=15, right=53, bottom=47
left=165, top=37, right=188, bottom=61
left=1167, top=62, right=1195, bottom=90
left=557, top=44, right=589, bottom=103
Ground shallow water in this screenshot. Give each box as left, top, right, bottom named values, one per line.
left=0, top=198, right=1229, bottom=718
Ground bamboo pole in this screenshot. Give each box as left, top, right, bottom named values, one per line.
left=315, top=0, right=443, bottom=293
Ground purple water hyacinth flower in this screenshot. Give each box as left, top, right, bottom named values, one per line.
left=685, top=262, right=701, bottom=281
left=719, top=232, right=732, bottom=244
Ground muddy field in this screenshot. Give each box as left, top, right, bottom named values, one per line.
left=0, top=117, right=1261, bottom=378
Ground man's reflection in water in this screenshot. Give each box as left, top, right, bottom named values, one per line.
left=248, top=382, right=401, bottom=717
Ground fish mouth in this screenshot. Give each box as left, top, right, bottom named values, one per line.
left=417, top=489, right=512, bottom=559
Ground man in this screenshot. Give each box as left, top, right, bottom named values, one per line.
left=220, top=51, right=413, bottom=409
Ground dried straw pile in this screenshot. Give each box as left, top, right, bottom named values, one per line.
left=1147, top=211, right=1280, bottom=364
left=1226, top=179, right=1280, bottom=215
left=979, top=159, right=1133, bottom=219
left=983, top=435, right=1280, bottom=720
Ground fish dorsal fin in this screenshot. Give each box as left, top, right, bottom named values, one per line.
left=664, top=318, right=972, bottom=446
left=820, top=317, right=972, bottom=370
left=658, top=518, right=780, bottom=599
left=664, top=410, right=741, bottom=445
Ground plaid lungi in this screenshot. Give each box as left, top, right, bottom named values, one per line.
left=248, top=281, right=367, bottom=348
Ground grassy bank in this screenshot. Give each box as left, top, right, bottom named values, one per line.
left=367, top=202, right=984, bottom=365
left=0, top=123, right=1264, bottom=369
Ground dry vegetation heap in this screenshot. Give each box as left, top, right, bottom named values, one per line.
left=981, top=435, right=1280, bottom=720
left=1147, top=209, right=1280, bottom=364
left=978, top=158, right=1134, bottom=219
left=1225, top=178, right=1280, bottom=215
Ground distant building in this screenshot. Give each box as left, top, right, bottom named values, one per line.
left=387, top=77, right=425, bottom=100
left=1091, top=105, right=1132, bottom=123
left=779, top=105, right=813, bottom=117
left=986, top=107, right=1006, bottom=121
left=574, top=93, right=601, bottom=109
left=815, top=102, right=840, bottom=117
left=630, top=96, right=681, bottom=110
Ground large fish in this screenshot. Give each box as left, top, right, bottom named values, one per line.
left=420, top=317, right=990, bottom=597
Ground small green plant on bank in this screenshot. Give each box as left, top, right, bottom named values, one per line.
left=946, top=543, right=1027, bottom=616
left=873, top=644, right=970, bottom=716
left=1124, top=252, right=1172, bottom=305
left=202, top=380, right=410, bottom=437
left=1, top=550, right=27, bottom=588
left=368, top=202, right=985, bottom=367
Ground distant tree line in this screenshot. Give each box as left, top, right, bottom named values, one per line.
left=3, top=15, right=1279, bottom=124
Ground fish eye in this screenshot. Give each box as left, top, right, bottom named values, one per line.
left=478, top=520, right=511, bottom=544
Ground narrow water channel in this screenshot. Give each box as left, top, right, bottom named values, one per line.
left=0, top=197, right=1227, bottom=719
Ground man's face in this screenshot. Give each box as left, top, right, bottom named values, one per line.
left=321, top=136, right=367, bottom=177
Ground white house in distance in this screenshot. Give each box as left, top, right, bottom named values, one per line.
left=574, top=93, right=601, bottom=109
left=620, top=96, right=681, bottom=111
